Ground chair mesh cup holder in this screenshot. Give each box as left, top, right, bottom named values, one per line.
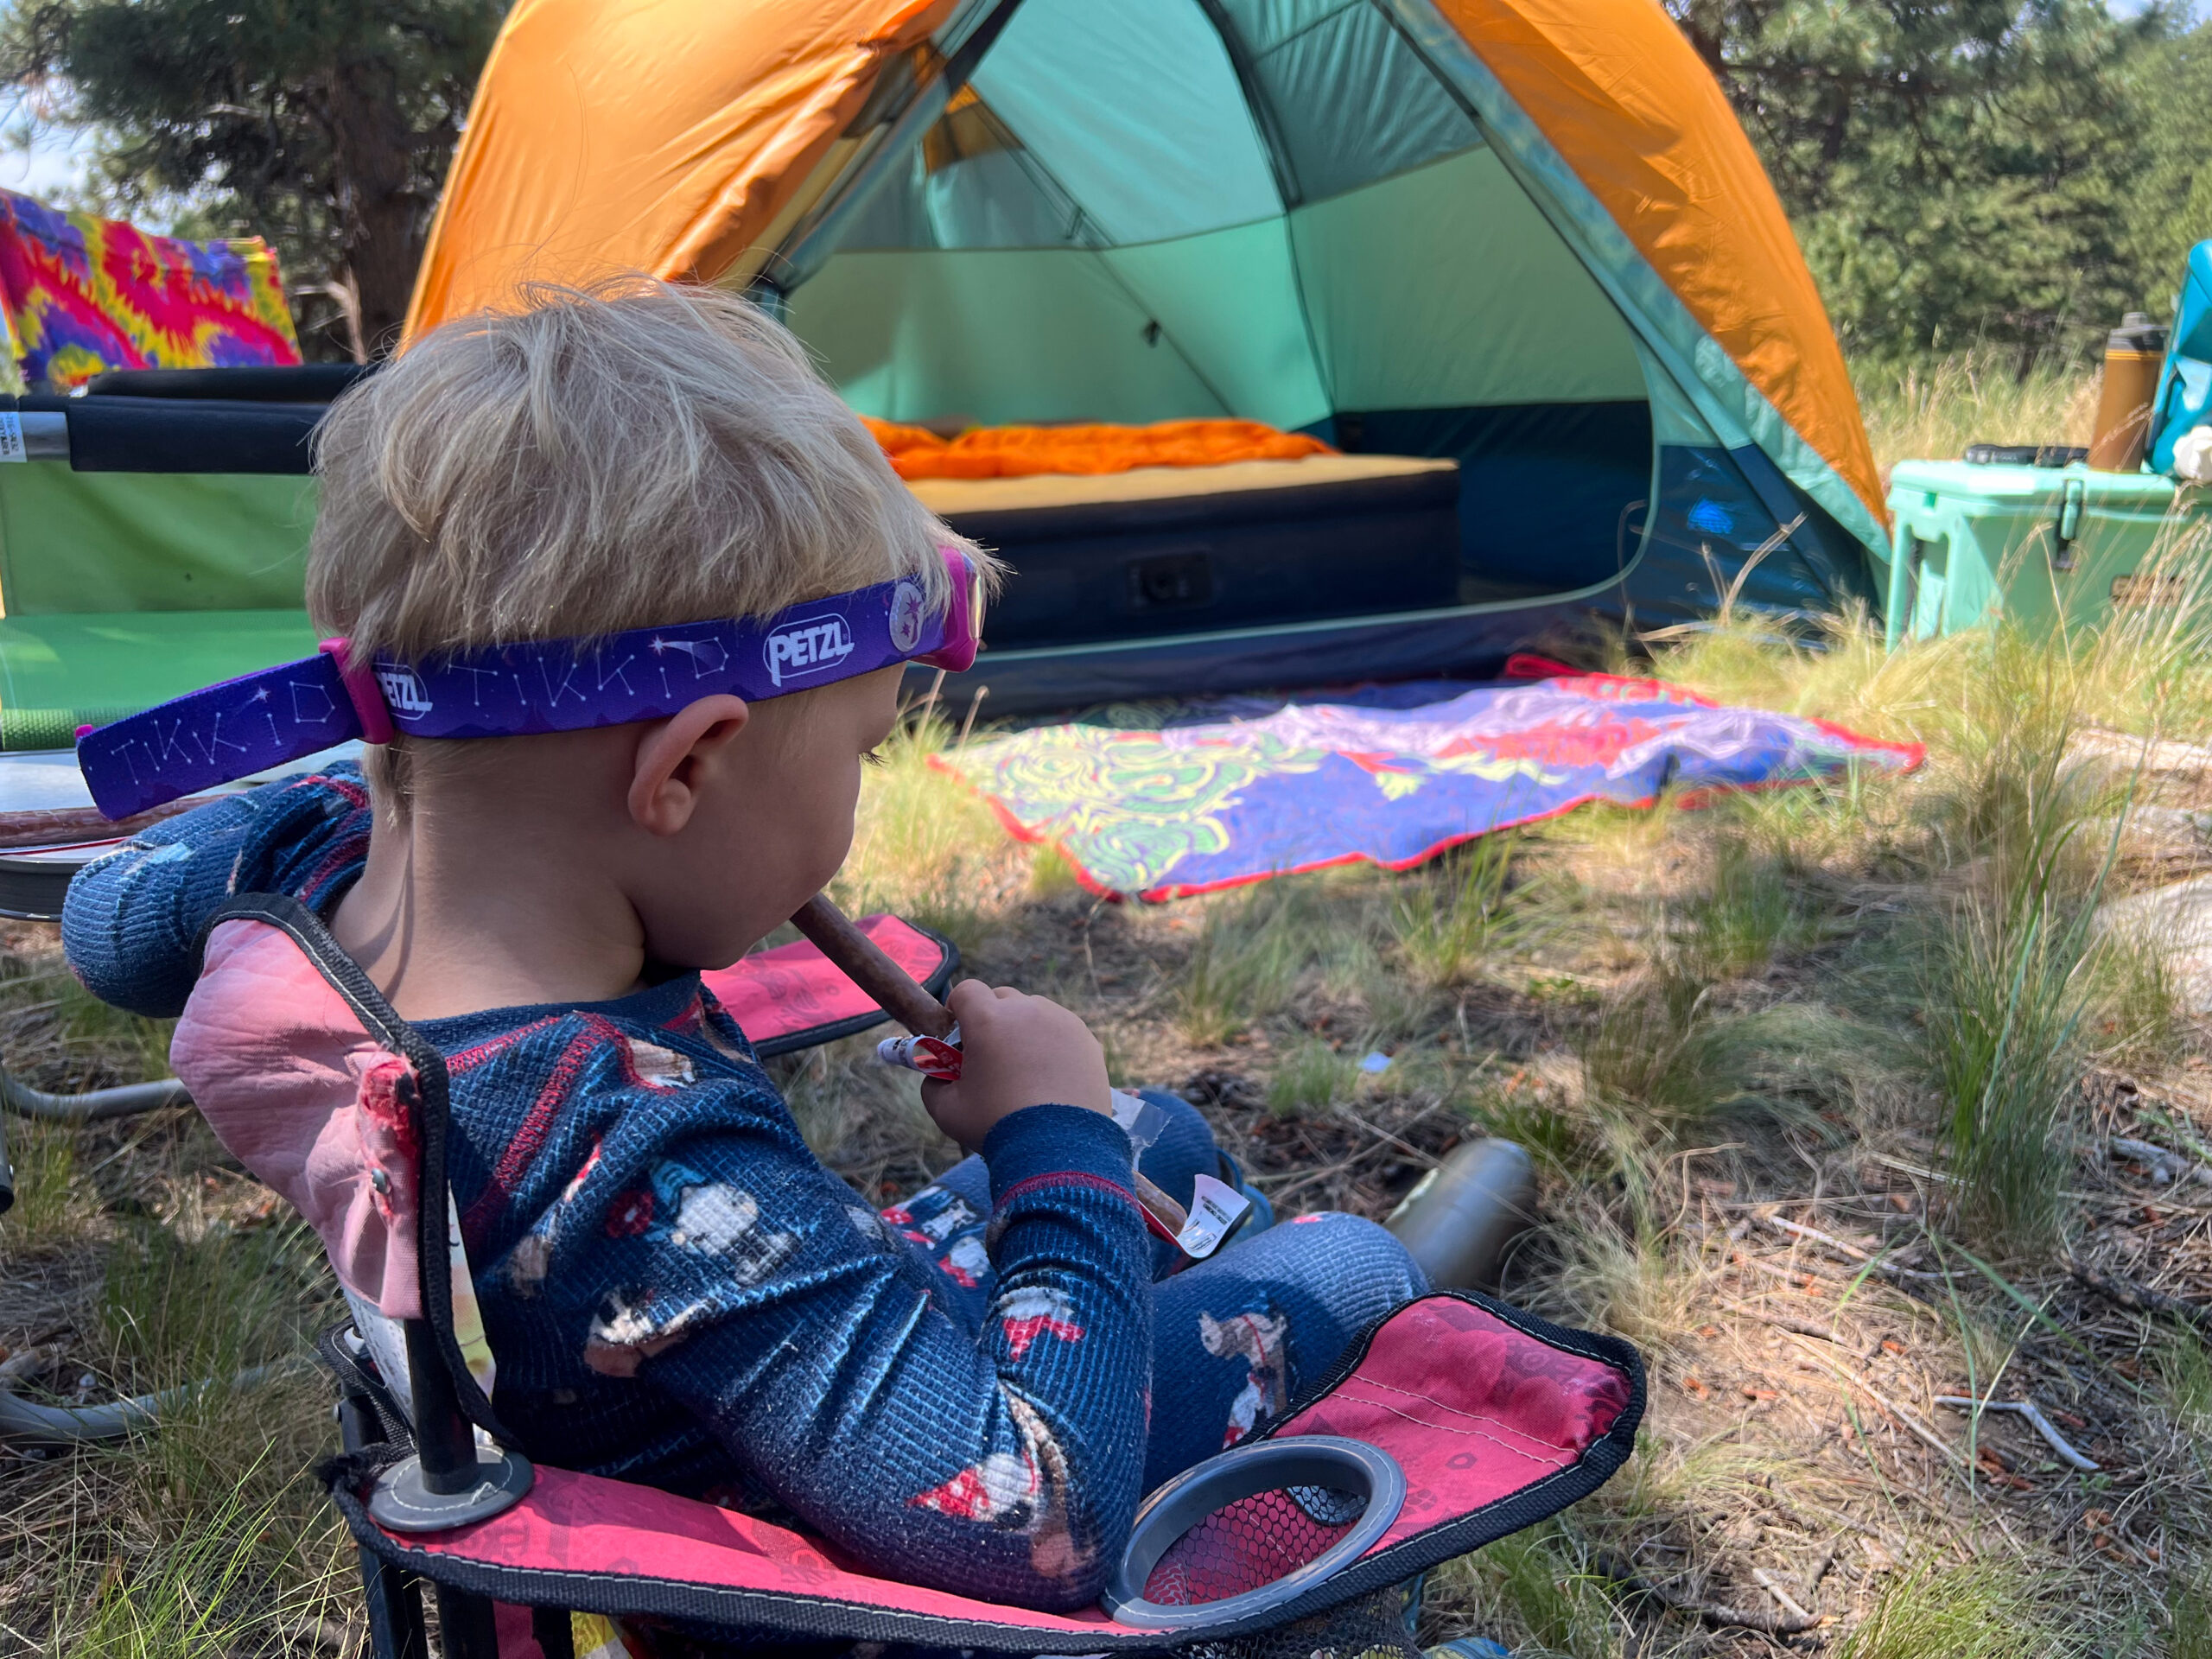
left=1101, top=1435, right=1405, bottom=1630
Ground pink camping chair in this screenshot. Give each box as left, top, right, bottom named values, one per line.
left=175, top=892, right=1643, bottom=1659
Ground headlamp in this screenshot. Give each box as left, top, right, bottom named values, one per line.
left=77, top=547, right=980, bottom=821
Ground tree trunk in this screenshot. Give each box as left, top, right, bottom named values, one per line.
left=326, top=55, right=425, bottom=357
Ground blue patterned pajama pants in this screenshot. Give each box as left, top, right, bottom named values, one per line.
left=879, top=1090, right=1429, bottom=1495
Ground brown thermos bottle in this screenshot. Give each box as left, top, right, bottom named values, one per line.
left=2088, top=312, right=2169, bottom=473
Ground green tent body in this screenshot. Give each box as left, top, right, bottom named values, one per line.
left=763, top=5, right=1882, bottom=639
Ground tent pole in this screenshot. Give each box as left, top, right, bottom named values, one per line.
left=768, top=0, right=1032, bottom=291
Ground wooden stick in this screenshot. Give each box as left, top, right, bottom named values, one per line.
left=789, top=895, right=955, bottom=1038
left=789, top=893, right=1191, bottom=1234
left=2068, top=1257, right=2212, bottom=1327
left=1592, top=1552, right=1818, bottom=1636
left=0, top=796, right=217, bottom=850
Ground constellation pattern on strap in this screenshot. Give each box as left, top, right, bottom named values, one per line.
left=78, top=655, right=359, bottom=819
left=77, top=552, right=977, bottom=822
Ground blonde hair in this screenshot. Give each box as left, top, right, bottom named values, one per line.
left=304, top=277, right=981, bottom=813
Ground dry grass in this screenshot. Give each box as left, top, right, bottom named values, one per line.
left=0, top=938, right=354, bottom=1657
left=12, top=489, right=2212, bottom=1656
left=1856, top=349, right=2104, bottom=480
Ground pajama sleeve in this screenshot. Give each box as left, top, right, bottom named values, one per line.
left=62, top=766, right=372, bottom=1017
left=493, top=1084, right=1154, bottom=1611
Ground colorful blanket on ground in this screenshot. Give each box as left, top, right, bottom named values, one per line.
left=934, top=668, right=1925, bottom=900
left=0, top=189, right=300, bottom=391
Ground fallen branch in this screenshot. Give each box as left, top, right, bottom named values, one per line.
left=1869, top=1151, right=1959, bottom=1186
left=1768, top=1493, right=1909, bottom=1554
left=1783, top=1335, right=1967, bottom=1470
left=1751, top=1567, right=1811, bottom=1622
left=2108, top=1135, right=2212, bottom=1189
left=2067, top=1258, right=2212, bottom=1329
left=1726, top=1300, right=1842, bottom=1343
left=1592, top=1553, right=1818, bottom=1635
left=1933, top=1395, right=2100, bottom=1471
left=1802, top=1540, right=1839, bottom=1596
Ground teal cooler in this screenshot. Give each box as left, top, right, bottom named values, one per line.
left=1883, top=461, right=2183, bottom=645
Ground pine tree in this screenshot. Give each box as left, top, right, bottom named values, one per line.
left=1, top=0, right=505, bottom=358
left=2121, top=19, right=2212, bottom=320
left=1670, top=0, right=2173, bottom=364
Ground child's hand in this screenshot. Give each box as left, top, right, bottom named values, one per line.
left=920, top=980, right=1113, bottom=1150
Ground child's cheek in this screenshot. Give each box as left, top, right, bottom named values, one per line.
left=816, top=759, right=865, bottom=880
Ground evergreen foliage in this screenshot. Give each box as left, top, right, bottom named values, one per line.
left=1671, top=0, right=2192, bottom=363
left=0, top=0, right=505, bottom=359
left=2124, top=19, right=2212, bottom=315
left=4, top=0, right=2212, bottom=364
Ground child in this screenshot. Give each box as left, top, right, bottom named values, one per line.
left=62, top=281, right=1425, bottom=1613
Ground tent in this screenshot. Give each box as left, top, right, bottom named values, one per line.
left=408, top=0, right=1888, bottom=704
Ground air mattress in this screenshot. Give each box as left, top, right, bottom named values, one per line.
left=911, top=455, right=1463, bottom=651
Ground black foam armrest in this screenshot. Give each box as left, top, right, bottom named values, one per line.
left=11, top=394, right=321, bottom=474
left=83, top=364, right=372, bottom=403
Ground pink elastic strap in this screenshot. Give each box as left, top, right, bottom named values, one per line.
left=318, top=638, right=396, bottom=745
left=917, top=548, right=981, bottom=674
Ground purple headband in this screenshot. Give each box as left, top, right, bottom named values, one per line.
left=77, top=549, right=981, bottom=821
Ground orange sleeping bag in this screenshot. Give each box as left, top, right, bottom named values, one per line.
left=863, top=416, right=1335, bottom=480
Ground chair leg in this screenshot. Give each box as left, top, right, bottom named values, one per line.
left=531, top=1605, right=577, bottom=1659
left=339, top=1391, right=429, bottom=1659
left=359, top=1547, right=429, bottom=1659
left=432, top=1582, right=502, bottom=1659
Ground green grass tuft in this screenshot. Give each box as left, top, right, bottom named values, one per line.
left=1175, top=884, right=1313, bottom=1046
left=1681, top=835, right=1804, bottom=980
left=97, top=1215, right=326, bottom=1389
left=1027, top=844, right=1083, bottom=898
left=1834, top=1561, right=2064, bottom=1659
left=1427, top=1522, right=1616, bottom=1659
left=836, top=704, right=1007, bottom=954
left=2159, top=1326, right=2212, bottom=1435
left=1390, top=832, right=1547, bottom=988
left=1266, top=1038, right=1357, bottom=1116
left=2174, top=1579, right=2212, bottom=1659
left=0, top=1113, right=86, bottom=1252
left=1926, top=891, right=2090, bottom=1249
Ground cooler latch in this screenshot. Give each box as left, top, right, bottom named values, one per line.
left=2053, top=477, right=2086, bottom=570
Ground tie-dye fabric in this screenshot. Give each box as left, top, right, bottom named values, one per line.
left=936, top=669, right=1926, bottom=900
left=0, top=189, right=300, bottom=391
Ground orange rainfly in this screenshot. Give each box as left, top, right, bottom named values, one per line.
left=1423, top=0, right=1884, bottom=529
left=861, top=418, right=1337, bottom=481
left=402, top=0, right=957, bottom=340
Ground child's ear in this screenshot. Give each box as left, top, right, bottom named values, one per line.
left=628, top=696, right=749, bottom=836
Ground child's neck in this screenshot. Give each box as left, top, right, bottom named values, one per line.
left=330, top=802, right=651, bottom=1021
